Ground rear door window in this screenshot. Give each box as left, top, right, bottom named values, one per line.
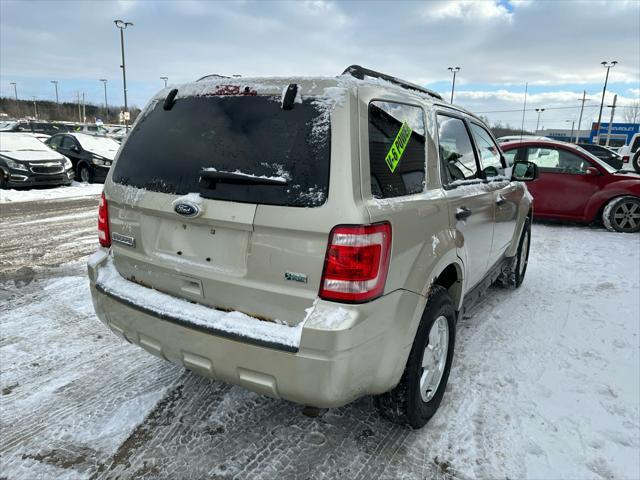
left=112, top=95, right=331, bottom=207
left=368, top=101, right=425, bottom=199
left=436, top=115, right=479, bottom=184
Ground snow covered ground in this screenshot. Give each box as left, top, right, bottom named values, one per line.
left=0, top=182, right=102, bottom=204
left=0, top=204, right=639, bottom=479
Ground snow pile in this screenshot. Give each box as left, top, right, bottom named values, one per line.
left=0, top=182, right=102, bottom=203
left=95, top=254, right=305, bottom=349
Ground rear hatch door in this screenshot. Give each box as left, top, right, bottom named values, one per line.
left=105, top=84, right=334, bottom=325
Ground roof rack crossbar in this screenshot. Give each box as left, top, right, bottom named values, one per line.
left=342, top=65, right=443, bottom=101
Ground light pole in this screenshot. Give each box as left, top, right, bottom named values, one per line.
left=51, top=80, right=59, bottom=104
left=448, top=66, right=460, bottom=104
left=595, top=60, right=617, bottom=145
left=535, top=108, right=545, bottom=134
left=565, top=120, right=575, bottom=142
left=32, top=97, right=38, bottom=119
left=51, top=80, right=59, bottom=119
left=10, top=82, right=17, bottom=101
left=160, top=76, right=168, bottom=87
left=100, top=79, right=108, bottom=123
left=114, top=19, right=133, bottom=131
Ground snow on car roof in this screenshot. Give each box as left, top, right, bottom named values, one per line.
left=0, top=132, right=52, bottom=152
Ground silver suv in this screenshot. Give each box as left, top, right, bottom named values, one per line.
left=88, top=66, right=538, bottom=428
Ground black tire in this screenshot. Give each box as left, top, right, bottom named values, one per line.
left=0, top=171, right=7, bottom=189
left=602, top=196, right=640, bottom=233
left=632, top=151, right=640, bottom=174
left=496, top=217, right=531, bottom=288
left=374, top=285, right=456, bottom=429
left=78, top=163, right=93, bottom=183
left=513, top=218, right=531, bottom=288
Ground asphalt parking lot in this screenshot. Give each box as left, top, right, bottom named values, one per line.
left=1, top=195, right=639, bottom=480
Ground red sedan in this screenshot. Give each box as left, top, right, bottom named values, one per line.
left=501, top=139, right=640, bottom=233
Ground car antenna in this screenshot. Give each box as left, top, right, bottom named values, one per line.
left=163, top=89, right=178, bottom=110
left=281, top=84, right=298, bottom=110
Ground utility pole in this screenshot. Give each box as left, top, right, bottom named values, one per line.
left=448, top=67, right=460, bottom=104
left=519, top=82, right=528, bottom=140
left=535, top=108, right=545, bottom=134
left=82, top=92, right=86, bottom=123
left=160, top=76, right=168, bottom=87
left=605, top=94, right=617, bottom=147
left=596, top=61, right=618, bottom=145
left=576, top=91, right=587, bottom=143
left=32, top=97, right=38, bottom=119
left=114, top=20, right=133, bottom=131
left=10, top=82, right=18, bottom=101
left=100, top=79, right=108, bottom=123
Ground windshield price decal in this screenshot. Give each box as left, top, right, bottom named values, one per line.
left=385, top=121, right=412, bottom=173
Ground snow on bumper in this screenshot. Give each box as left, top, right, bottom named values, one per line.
left=87, top=249, right=422, bottom=407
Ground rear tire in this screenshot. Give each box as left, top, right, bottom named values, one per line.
left=374, top=285, right=456, bottom=429
left=602, top=196, right=640, bottom=233
left=632, top=151, right=640, bottom=174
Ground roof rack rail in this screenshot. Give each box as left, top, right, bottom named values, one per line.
left=196, top=74, right=231, bottom=82
left=342, top=65, right=443, bottom=101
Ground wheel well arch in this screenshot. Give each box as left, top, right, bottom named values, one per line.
left=430, top=263, right=463, bottom=311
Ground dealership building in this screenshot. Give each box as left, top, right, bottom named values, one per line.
left=539, top=122, right=640, bottom=147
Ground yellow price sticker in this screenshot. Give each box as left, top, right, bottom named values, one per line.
left=385, top=121, right=413, bottom=173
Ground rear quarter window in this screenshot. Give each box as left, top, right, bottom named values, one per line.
left=368, top=101, right=426, bottom=199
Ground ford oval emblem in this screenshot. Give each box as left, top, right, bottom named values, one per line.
left=174, top=202, right=199, bottom=217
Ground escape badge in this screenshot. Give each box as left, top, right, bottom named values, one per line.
left=385, top=121, right=413, bottom=173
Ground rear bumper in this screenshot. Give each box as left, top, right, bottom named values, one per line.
left=88, top=249, right=424, bottom=408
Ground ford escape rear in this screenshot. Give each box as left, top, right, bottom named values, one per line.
left=89, top=66, right=538, bottom=428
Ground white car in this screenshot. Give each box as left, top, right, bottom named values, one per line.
left=618, top=133, right=640, bottom=173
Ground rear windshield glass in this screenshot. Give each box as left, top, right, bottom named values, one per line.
left=112, top=95, right=331, bottom=207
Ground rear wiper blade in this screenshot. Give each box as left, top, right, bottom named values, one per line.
left=200, top=169, right=288, bottom=187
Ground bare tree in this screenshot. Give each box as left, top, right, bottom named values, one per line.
left=623, top=100, right=640, bottom=124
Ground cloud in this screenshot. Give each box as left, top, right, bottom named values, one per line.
left=420, top=0, right=512, bottom=22
left=0, top=0, right=638, bottom=112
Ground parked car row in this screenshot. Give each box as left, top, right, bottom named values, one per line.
left=0, top=119, right=127, bottom=142
left=0, top=131, right=120, bottom=188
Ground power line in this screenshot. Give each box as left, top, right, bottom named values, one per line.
left=475, top=104, right=639, bottom=114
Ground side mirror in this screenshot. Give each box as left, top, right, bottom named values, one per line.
left=512, top=161, right=539, bottom=182
left=585, top=166, right=600, bottom=176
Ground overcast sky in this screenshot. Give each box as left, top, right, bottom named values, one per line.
left=1, top=0, right=639, bottom=130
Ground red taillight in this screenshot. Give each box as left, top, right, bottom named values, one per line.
left=98, top=192, right=111, bottom=247
left=623, top=155, right=630, bottom=163
left=319, top=222, right=392, bottom=303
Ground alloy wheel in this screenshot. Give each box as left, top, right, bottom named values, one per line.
left=613, top=201, right=640, bottom=232
left=419, top=315, right=449, bottom=402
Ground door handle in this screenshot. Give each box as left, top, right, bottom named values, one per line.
left=496, top=194, right=507, bottom=206
left=456, top=206, right=473, bottom=220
